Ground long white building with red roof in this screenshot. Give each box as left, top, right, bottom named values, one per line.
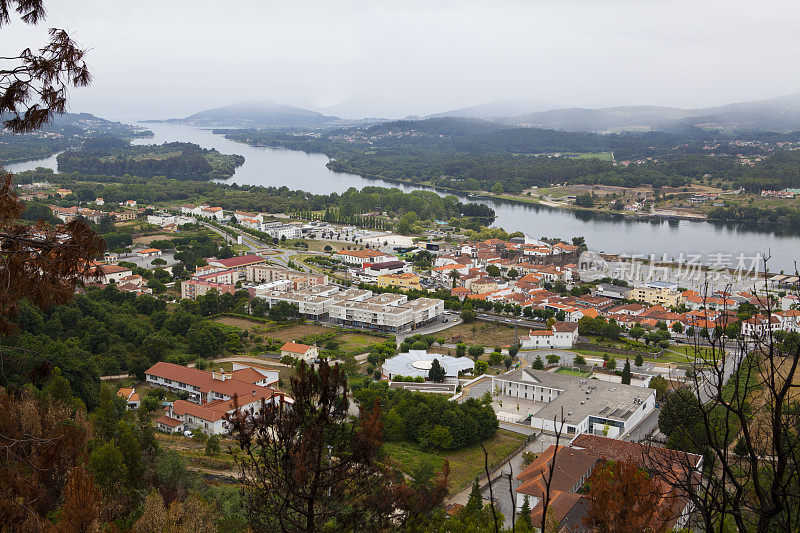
left=147, top=361, right=289, bottom=435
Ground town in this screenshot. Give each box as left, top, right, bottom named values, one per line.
left=22, top=189, right=795, bottom=530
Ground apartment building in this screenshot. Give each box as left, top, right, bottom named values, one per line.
left=629, top=281, right=682, bottom=307
left=257, top=284, right=444, bottom=333
left=246, top=264, right=327, bottom=288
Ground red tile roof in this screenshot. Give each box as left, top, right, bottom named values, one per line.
left=145, top=362, right=274, bottom=399
left=281, top=342, right=313, bottom=354
left=213, top=254, right=266, bottom=268
left=156, top=415, right=183, bottom=427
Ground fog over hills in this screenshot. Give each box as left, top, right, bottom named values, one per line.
left=434, top=93, right=800, bottom=133
left=169, top=101, right=342, bottom=128
left=168, top=92, right=800, bottom=133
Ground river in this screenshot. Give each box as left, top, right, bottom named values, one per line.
left=5, top=122, right=799, bottom=272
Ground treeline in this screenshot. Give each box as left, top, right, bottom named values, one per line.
left=707, top=204, right=800, bottom=226
left=56, top=139, right=244, bottom=181
left=4, top=286, right=254, bottom=407
left=15, top=168, right=494, bottom=225
left=352, top=381, right=498, bottom=450
left=222, top=119, right=800, bottom=193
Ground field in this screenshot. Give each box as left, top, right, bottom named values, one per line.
left=133, top=233, right=171, bottom=244
left=212, top=319, right=389, bottom=354
left=381, top=429, right=527, bottom=492
left=438, top=320, right=519, bottom=347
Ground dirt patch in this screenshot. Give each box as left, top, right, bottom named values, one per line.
left=134, top=233, right=171, bottom=244
left=438, top=320, right=519, bottom=347
left=260, top=323, right=331, bottom=341
left=214, top=316, right=267, bottom=332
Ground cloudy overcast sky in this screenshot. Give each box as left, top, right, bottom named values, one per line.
left=3, top=0, right=800, bottom=120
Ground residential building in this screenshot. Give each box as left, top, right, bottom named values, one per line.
left=334, top=248, right=392, bottom=266
left=246, top=264, right=327, bottom=288
left=630, top=282, right=682, bottom=307
left=145, top=361, right=279, bottom=405
left=158, top=391, right=289, bottom=436
left=258, top=284, right=444, bottom=333
left=116, top=387, right=140, bottom=409
left=207, top=254, right=267, bottom=279
left=514, top=435, right=702, bottom=531
left=519, top=322, right=579, bottom=349
left=180, top=279, right=237, bottom=299
left=90, top=262, right=133, bottom=284
left=280, top=342, right=319, bottom=363
left=259, top=221, right=303, bottom=240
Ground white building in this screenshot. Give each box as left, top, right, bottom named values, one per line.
left=382, top=350, right=474, bottom=380
left=519, top=322, right=578, bottom=349
left=490, top=368, right=655, bottom=439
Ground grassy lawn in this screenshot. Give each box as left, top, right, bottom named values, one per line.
left=556, top=367, right=591, bottom=377
left=381, top=429, right=527, bottom=492
left=439, top=321, right=519, bottom=347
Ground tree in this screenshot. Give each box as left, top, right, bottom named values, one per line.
left=486, top=264, right=501, bottom=277
left=672, top=321, right=684, bottom=334
left=621, top=358, right=632, bottom=384
left=468, top=345, right=484, bottom=360
left=460, top=308, right=476, bottom=323
left=629, top=325, right=645, bottom=340
left=54, top=466, right=101, bottom=533
left=489, top=351, right=503, bottom=366
left=464, top=478, right=483, bottom=517
left=509, top=344, right=519, bottom=358
left=573, top=354, right=586, bottom=366
left=531, top=355, right=544, bottom=370
left=584, top=460, right=669, bottom=532
left=474, top=360, right=488, bottom=375
left=0, top=0, right=91, bottom=134
left=634, top=353, right=644, bottom=367
left=428, top=358, right=446, bottom=383
left=520, top=495, right=533, bottom=529
left=228, top=360, right=448, bottom=531
left=605, top=356, right=616, bottom=371
left=88, top=441, right=125, bottom=511
left=456, top=343, right=467, bottom=358
left=648, top=375, right=669, bottom=402
left=449, top=269, right=461, bottom=288
left=546, top=353, right=560, bottom=366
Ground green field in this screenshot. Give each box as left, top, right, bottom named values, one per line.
left=381, top=429, right=527, bottom=492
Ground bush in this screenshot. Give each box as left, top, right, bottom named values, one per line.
left=205, top=435, right=221, bottom=456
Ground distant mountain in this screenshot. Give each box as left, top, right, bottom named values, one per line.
left=171, top=102, right=342, bottom=128
left=493, top=93, right=800, bottom=133
left=429, top=98, right=558, bottom=119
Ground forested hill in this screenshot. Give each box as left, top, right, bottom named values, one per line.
left=56, top=138, right=244, bottom=181
left=0, top=112, right=152, bottom=165
left=171, top=101, right=342, bottom=127
left=220, top=117, right=800, bottom=194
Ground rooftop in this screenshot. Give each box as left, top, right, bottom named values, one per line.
left=495, top=368, right=653, bottom=426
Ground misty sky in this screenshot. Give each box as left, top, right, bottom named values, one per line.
left=3, top=0, right=800, bottom=121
